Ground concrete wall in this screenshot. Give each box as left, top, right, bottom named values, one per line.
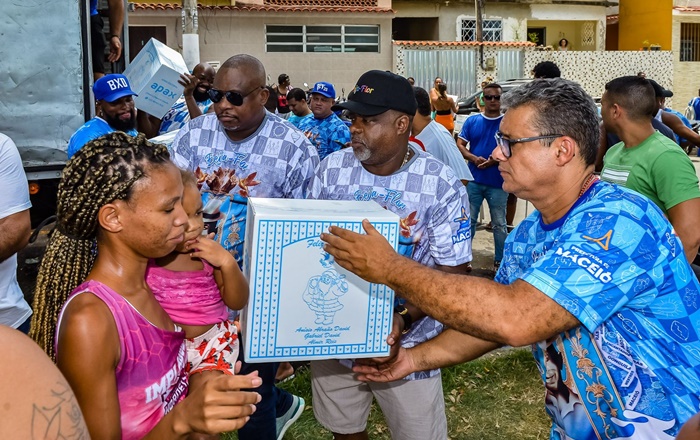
left=672, top=11, right=700, bottom=112
left=618, top=0, right=672, bottom=50
left=392, top=1, right=606, bottom=50
left=129, top=11, right=393, bottom=94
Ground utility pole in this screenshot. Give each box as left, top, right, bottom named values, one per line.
left=182, top=0, right=199, bottom=70
left=475, top=0, right=483, bottom=42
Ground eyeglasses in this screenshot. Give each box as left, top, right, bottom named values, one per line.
left=494, top=131, right=563, bottom=158
left=483, top=95, right=501, bottom=101
left=208, top=86, right=264, bottom=106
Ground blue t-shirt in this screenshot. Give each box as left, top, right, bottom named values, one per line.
left=170, top=112, right=319, bottom=263
left=689, top=97, right=700, bottom=121
left=296, top=113, right=351, bottom=161
left=67, top=117, right=138, bottom=158
left=309, top=146, right=472, bottom=380
left=90, top=0, right=98, bottom=16
left=457, top=114, right=503, bottom=188
left=497, top=181, right=700, bottom=439
left=288, top=113, right=313, bottom=128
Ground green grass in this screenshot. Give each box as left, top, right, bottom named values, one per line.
left=225, top=348, right=551, bottom=439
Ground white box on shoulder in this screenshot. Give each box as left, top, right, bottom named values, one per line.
left=123, top=38, right=188, bottom=119
left=241, top=198, right=400, bottom=363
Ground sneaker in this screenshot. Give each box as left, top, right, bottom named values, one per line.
left=276, top=395, right=305, bottom=440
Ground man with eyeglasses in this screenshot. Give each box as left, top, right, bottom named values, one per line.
left=296, top=81, right=351, bottom=160
left=320, top=78, right=700, bottom=439
left=456, top=83, right=506, bottom=274
left=171, top=54, right=319, bottom=440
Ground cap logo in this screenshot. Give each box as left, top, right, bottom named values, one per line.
left=107, top=77, right=128, bottom=91
left=355, top=85, right=374, bottom=94
left=315, top=84, right=329, bottom=92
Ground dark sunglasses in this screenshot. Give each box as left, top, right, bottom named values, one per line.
left=208, top=86, right=264, bottom=106
left=494, top=131, right=562, bottom=158
left=483, top=94, right=501, bottom=101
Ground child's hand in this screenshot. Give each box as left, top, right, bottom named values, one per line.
left=189, top=233, right=237, bottom=269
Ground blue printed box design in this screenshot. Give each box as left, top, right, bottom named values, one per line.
left=242, top=200, right=399, bottom=363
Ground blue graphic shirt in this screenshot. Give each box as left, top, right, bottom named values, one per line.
left=158, top=96, right=213, bottom=135
left=296, top=113, right=351, bottom=161
left=457, top=114, right=503, bottom=188
left=309, top=147, right=472, bottom=380
left=170, top=112, right=319, bottom=263
left=496, top=181, right=700, bottom=439
left=67, top=117, right=138, bottom=158
left=288, top=113, right=313, bottom=129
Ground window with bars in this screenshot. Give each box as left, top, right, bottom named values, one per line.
left=266, top=25, right=380, bottom=53
left=681, top=23, right=700, bottom=62
left=460, top=18, right=502, bottom=42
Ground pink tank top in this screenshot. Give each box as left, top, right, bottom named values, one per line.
left=56, top=280, right=188, bottom=440
left=146, top=259, right=228, bottom=325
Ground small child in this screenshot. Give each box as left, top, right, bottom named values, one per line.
left=146, top=169, right=248, bottom=390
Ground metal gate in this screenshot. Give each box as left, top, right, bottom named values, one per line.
left=403, top=49, right=478, bottom=99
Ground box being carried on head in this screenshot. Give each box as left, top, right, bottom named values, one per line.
left=123, top=38, right=188, bottom=119
left=241, top=198, right=399, bottom=363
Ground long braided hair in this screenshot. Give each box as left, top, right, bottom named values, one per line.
left=30, top=132, right=171, bottom=360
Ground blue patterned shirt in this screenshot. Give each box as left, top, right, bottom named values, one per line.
left=296, top=113, right=351, bottom=161
left=158, top=96, right=212, bottom=135
left=496, top=181, right=700, bottom=439
left=170, top=112, right=319, bottom=262
left=309, top=146, right=472, bottom=380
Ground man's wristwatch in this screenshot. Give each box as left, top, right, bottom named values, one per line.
left=395, top=305, right=413, bottom=335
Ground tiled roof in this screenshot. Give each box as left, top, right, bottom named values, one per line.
left=394, top=40, right=536, bottom=48
left=130, top=2, right=393, bottom=13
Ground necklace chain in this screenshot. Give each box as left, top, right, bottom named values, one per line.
left=401, top=148, right=411, bottom=168
left=579, top=173, right=599, bottom=198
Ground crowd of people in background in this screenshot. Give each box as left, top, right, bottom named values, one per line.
left=3, top=51, right=700, bottom=440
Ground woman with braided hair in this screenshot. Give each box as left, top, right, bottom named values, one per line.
left=29, top=132, right=261, bottom=440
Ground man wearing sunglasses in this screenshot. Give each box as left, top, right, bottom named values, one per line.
left=322, top=78, right=700, bottom=439
left=456, top=83, right=506, bottom=274
left=171, top=54, right=319, bottom=440
left=296, top=81, right=351, bottom=161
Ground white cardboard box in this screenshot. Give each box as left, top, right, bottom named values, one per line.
left=123, top=38, right=188, bottom=119
left=241, top=198, right=400, bottom=363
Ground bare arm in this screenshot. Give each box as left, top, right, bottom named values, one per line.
left=191, top=235, right=249, bottom=310
left=179, top=73, right=205, bottom=121
left=56, top=294, right=123, bottom=439
left=662, top=112, right=700, bottom=146
left=450, top=97, right=458, bottom=114
left=456, top=136, right=485, bottom=165
left=322, top=220, right=580, bottom=347
left=0, top=209, right=30, bottom=263
left=667, top=198, right=700, bottom=262
left=136, top=111, right=162, bottom=139
left=353, top=328, right=500, bottom=382
left=677, top=412, right=700, bottom=440
left=106, top=0, right=124, bottom=62
left=0, top=325, right=90, bottom=439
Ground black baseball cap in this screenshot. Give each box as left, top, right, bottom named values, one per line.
left=647, top=79, right=673, bottom=98
left=333, top=70, right=417, bottom=116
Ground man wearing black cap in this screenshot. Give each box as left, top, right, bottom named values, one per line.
left=648, top=79, right=700, bottom=152
left=67, top=73, right=138, bottom=158
left=307, top=70, right=472, bottom=440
